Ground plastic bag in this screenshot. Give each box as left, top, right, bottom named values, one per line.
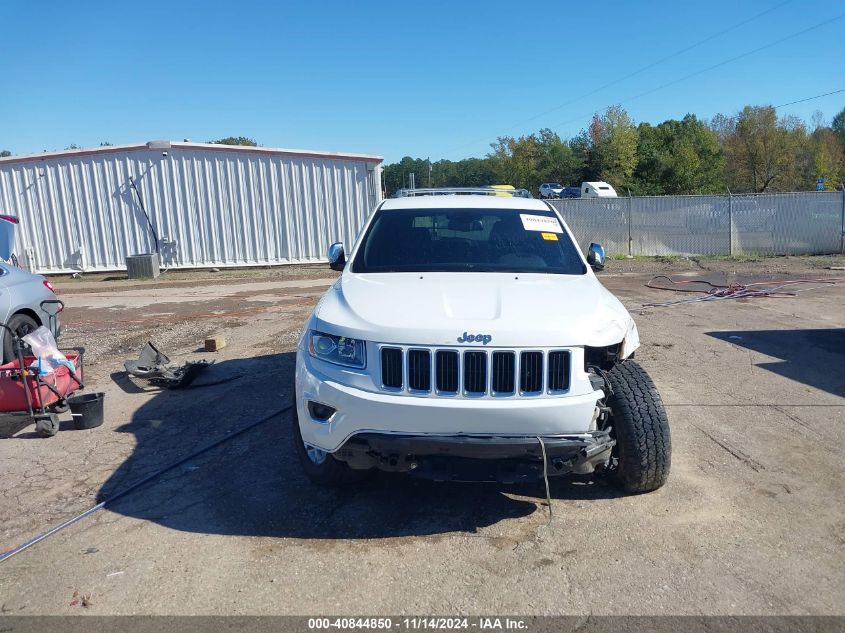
left=22, top=326, right=75, bottom=375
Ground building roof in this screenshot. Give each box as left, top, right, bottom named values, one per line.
left=0, top=140, right=383, bottom=166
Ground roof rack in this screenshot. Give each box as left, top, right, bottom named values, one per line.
left=393, top=187, right=532, bottom=198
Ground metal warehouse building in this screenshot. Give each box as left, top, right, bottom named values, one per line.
left=0, top=141, right=383, bottom=273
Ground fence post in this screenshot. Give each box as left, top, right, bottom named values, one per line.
left=627, top=192, right=633, bottom=257
left=841, top=184, right=845, bottom=254
left=727, top=190, right=734, bottom=256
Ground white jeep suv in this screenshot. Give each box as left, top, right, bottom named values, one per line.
left=293, top=188, right=671, bottom=493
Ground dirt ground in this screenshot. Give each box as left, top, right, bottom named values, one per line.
left=0, top=256, right=843, bottom=615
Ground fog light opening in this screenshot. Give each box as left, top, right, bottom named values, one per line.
left=307, top=401, right=337, bottom=422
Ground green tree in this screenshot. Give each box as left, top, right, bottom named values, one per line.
left=535, top=128, right=583, bottom=187
left=807, top=127, right=845, bottom=190
left=722, top=106, right=807, bottom=192
left=431, top=157, right=497, bottom=189
left=832, top=106, right=845, bottom=152
left=486, top=128, right=585, bottom=192
left=568, top=130, right=595, bottom=181
left=209, top=136, right=258, bottom=146
left=489, top=133, right=540, bottom=189
left=0, top=150, right=11, bottom=158
left=780, top=115, right=812, bottom=191
left=382, top=156, right=434, bottom=195
left=381, top=103, right=839, bottom=198
left=634, top=115, right=725, bottom=194
left=589, top=105, right=639, bottom=191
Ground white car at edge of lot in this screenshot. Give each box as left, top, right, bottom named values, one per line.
left=293, top=189, right=671, bottom=493
left=538, top=182, right=564, bottom=199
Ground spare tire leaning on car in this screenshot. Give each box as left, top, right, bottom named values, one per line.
left=605, top=361, right=672, bottom=494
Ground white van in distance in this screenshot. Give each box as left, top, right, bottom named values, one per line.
left=581, top=182, right=617, bottom=198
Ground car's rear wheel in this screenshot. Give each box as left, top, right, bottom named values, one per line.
left=291, top=389, right=369, bottom=486
left=605, top=361, right=671, bottom=493
left=3, top=313, right=40, bottom=363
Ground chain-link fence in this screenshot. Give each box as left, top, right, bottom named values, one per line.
left=550, top=191, right=845, bottom=256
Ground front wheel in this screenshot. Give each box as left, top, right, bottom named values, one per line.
left=606, top=361, right=671, bottom=493
left=291, top=390, right=369, bottom=486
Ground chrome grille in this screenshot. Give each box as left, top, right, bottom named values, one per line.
left=491, top=351, right=515, bottom=394
left=381, top=347, right=403, bottom=389
left=463, top=351, right=487, bottom=394
left=547, top=350, right=570, bottom=391
left=436, top=350, right=459, bottom=393
left=378, top=346, right=570, bottom=397
left=520, top=351, right=543, bottom=393
left=408, top=349, right=431, bottom=391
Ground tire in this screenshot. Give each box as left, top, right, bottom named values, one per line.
left=3, top=313, right=40, bottom=363
left=50, top=398, right=70, bottom=414
left=35, top=414, right=60, bottom=438
left=291, top=389, right=368, bottom=486
left=605, top=361, right=671, bottom=493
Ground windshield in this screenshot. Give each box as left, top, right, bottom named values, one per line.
left=351, top=208, right=586, bottom=274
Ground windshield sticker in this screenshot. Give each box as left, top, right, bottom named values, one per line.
left=541, top=232, right=558, bottom=241
left=520, top=214, right=563, bottom=233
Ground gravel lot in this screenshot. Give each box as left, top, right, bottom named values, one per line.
left=0, top=257, right=843, bottom=615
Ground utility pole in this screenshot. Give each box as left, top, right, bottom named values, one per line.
left=428, top=157, right=432, bottom=187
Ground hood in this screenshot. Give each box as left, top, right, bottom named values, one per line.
left=314, top=272, right=634, bottom=348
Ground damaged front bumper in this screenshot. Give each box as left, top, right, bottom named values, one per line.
left=332, top=429, right=615, bottom=483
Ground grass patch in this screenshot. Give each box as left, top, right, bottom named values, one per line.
left=607, top=253, right=813, bottom=263
left=696, top=254, right=763, bottom=263
left=608, top=254, right=685, bottom=262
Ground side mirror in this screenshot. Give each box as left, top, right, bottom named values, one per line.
left=327, top=242, right=346, bottom=271
left=586, top=242, right=605, bottom=271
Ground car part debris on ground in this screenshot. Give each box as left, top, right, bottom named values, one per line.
left=643, top=275, right=845, bottom=307
left=124, top=342, right=212, bottom=389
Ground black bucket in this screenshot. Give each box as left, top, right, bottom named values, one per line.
left=68, top=392, right=105, bottom=430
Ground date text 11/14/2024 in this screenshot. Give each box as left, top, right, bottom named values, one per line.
left=307, top=617, right=529, bottom=630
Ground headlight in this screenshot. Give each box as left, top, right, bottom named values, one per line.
left=308, top=330, right=366, bottom=368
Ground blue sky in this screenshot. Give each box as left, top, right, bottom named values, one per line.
left=1, top=0, right=843, bottom=163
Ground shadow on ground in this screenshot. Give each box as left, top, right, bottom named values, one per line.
left=707, top=328, right=845, bottom=398
left=98, top=352, right=622, bottom=539
left=0, top=417, right=35, bottom=438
